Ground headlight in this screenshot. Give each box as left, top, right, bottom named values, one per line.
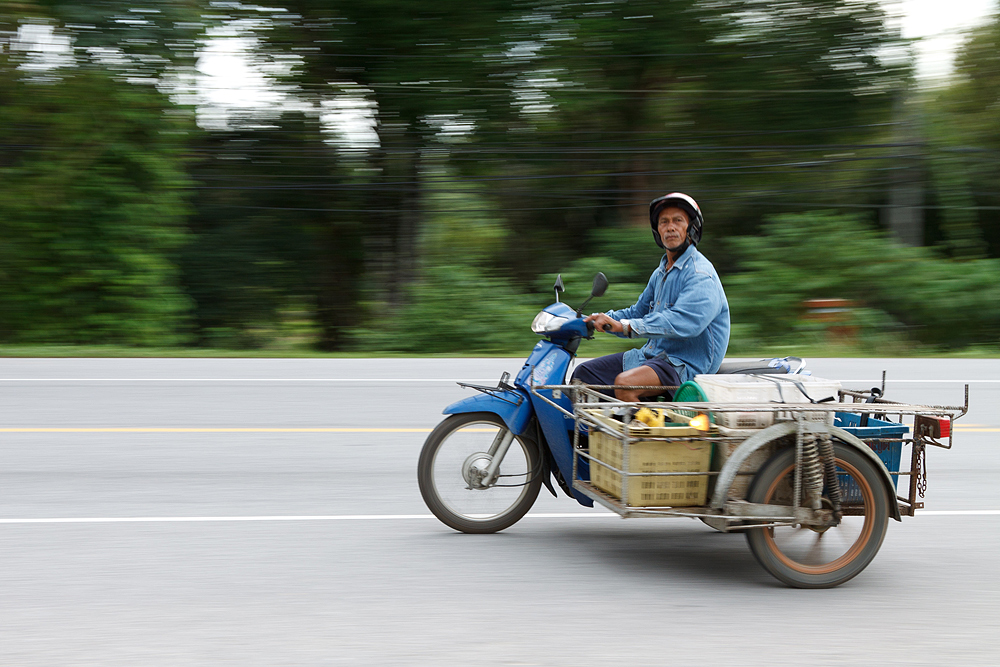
left=531, top=311, right=569, bottom=334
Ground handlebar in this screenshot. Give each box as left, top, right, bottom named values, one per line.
left=584, top=317, right=613, bottom=335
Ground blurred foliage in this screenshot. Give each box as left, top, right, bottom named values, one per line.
left=2, top=1, right=1000, bottom=356
left=533, top=256, right=648, bottom=357
left=0, top=1, right=200, bottom=345
left=2, top=1, right=202, bottom=79
left=536, top=256, right=645, bottom=312
left=178, top=118, right=365, bottom=350
left=921, top=7, right=1000, bottom=259
left=359, top=177, right=529, bottom=354
left=356, top=264, right=539, bottom=355
left=724, top=212, right=1000, bottom=349
left=0, top=67, right=194, bottom=345
left=475, top=0, right=908, bottom=260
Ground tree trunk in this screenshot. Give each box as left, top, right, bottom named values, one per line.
left=315, top=218, right=365, bottom=351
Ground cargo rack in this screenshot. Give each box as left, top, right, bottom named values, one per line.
left=528, top=379, right=968, bottom=525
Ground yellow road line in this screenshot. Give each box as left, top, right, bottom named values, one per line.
left=0, top=427, right=437, bottom=433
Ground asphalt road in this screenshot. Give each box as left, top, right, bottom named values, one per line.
left=1, top=357, right=998, bottom=666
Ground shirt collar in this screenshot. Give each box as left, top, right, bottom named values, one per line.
left=660, top=244, right=697, bottom=272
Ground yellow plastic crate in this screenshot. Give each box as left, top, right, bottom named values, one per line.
left=585, top=410, right=713, bottom=507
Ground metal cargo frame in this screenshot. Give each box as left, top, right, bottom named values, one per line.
left=529, top=378, right=967, bottom=529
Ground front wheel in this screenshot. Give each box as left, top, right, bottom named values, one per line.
left=418, top=413, right=543, bottom=534
left=745, top=442, right=889, bottom=588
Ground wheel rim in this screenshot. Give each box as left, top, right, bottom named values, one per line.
left=761, top=459, right=876, bottom=575
left=430, top=420, right=533, bottom=522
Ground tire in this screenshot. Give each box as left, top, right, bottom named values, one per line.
left=418, top=413, right=543, bottom=534
left=745, top=442, right=889, bottom=588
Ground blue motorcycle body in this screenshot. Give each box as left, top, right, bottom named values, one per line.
left=443, top=301, right=594, bottom=506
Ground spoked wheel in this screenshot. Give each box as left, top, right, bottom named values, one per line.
left=745, top=442, right=889, bottom=588
left=418, top=413, right=543, bottom=534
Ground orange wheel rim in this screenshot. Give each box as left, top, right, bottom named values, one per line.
left=762, top=459, right=874, bottom=575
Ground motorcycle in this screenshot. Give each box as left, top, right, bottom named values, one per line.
left=416, top=272, right=968, bottom=589
left=417, top=272, right=794, bottom=534
left=416, top=273, right=608, bottom=534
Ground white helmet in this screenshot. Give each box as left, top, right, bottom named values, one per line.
left=648, top=193, right=704, bottom=249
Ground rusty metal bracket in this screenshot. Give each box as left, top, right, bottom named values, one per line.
left=915, top=414, right=953, bottom=450
left=906, top=436, right=926, bottom=513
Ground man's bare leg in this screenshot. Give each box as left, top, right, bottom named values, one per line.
left=613, top=365, right=662, bottom=402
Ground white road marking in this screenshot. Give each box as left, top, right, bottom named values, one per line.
left=0, top=378, right=493, bottom=383
left=0, top=510, right=995, bottom=524
left=0, top=427, right=437, bottom=433
left=915, top=510, right=1000, bottom=516
left=0, top=515, right=443, bottom=524
left=0, top=378, right=996, bottom=383
left=0, top=513, right=615, bottom=524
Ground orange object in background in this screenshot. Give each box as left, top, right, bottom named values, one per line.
left=802, top=298, right=858, bottom=342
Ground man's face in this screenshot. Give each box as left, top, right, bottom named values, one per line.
left=657, top=206, right=689, bottom=250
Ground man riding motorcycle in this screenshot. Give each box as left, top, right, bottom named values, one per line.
left=576, top=193, right=731, bottom=401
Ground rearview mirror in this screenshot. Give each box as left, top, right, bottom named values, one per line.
left=576, top=272, right=609, bottom=316
left=591, top=272, right=608, bottom=298
left=553, top=274, right=565, bottom=302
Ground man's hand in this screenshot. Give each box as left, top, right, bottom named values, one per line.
left=584, top=313, right=623, bottom=334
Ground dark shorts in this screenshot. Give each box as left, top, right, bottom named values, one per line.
left=570, top=352, right=681, bottom=398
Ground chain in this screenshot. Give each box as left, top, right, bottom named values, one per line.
left=916, top=445, right=927, bottom=498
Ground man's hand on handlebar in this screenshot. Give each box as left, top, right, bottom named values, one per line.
left=584, top=312, right=623, bottom=334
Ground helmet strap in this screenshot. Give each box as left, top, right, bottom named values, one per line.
left=666, top=239, right=690, bottom=256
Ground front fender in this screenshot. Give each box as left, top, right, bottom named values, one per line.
left=443, top=389, right=533, bottom=436
left=709, top=421, right=902, bottom=521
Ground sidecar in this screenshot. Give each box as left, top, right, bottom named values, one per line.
left=531, top=374, right=967, bottom=588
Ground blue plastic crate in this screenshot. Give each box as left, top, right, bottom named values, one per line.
left=834, top=412, right=910, bottom=439
left=833, top=412, right=909, bottom=494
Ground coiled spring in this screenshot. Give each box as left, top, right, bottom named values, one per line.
left=800, top=432, right=824, bottom=510
left=818, top=433, right=843, bottom=519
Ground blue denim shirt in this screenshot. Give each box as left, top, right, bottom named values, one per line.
left=606, top=245, right=730, bottom=384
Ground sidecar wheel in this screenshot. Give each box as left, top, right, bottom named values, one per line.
left=745, top=442, right=889, bottom=589
left=418, top=413, right=542, bottom=534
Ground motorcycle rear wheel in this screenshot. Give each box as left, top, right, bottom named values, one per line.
left=418, top=412, right=543, bottom=534
left=745, top=442, right=889, bottom=588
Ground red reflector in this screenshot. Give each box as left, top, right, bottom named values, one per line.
left=939, top=418, right=951, bottom=438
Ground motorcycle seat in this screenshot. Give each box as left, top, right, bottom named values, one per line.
left=715, top=359, right=790, bottom=375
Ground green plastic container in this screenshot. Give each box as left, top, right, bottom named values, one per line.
left=672, top=380, right=715, bottom=423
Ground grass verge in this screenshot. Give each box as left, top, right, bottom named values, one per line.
left=1, top=342, right=999, bottom=359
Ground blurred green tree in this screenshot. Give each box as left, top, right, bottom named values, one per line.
left=0, top=68, right=193, bottom=344
left=460, top=0, right=910, bottom=282
left=31, top=0, right=201, bottom=76
left=922, top=7, right=1000, bottom=258
left=240, top=1, right=532, bottom=348
left=13, top=1, right=993, bottom=357
left=0, top=2, right=200, bottom=345
left=216, top=1, right=914, bottom=352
